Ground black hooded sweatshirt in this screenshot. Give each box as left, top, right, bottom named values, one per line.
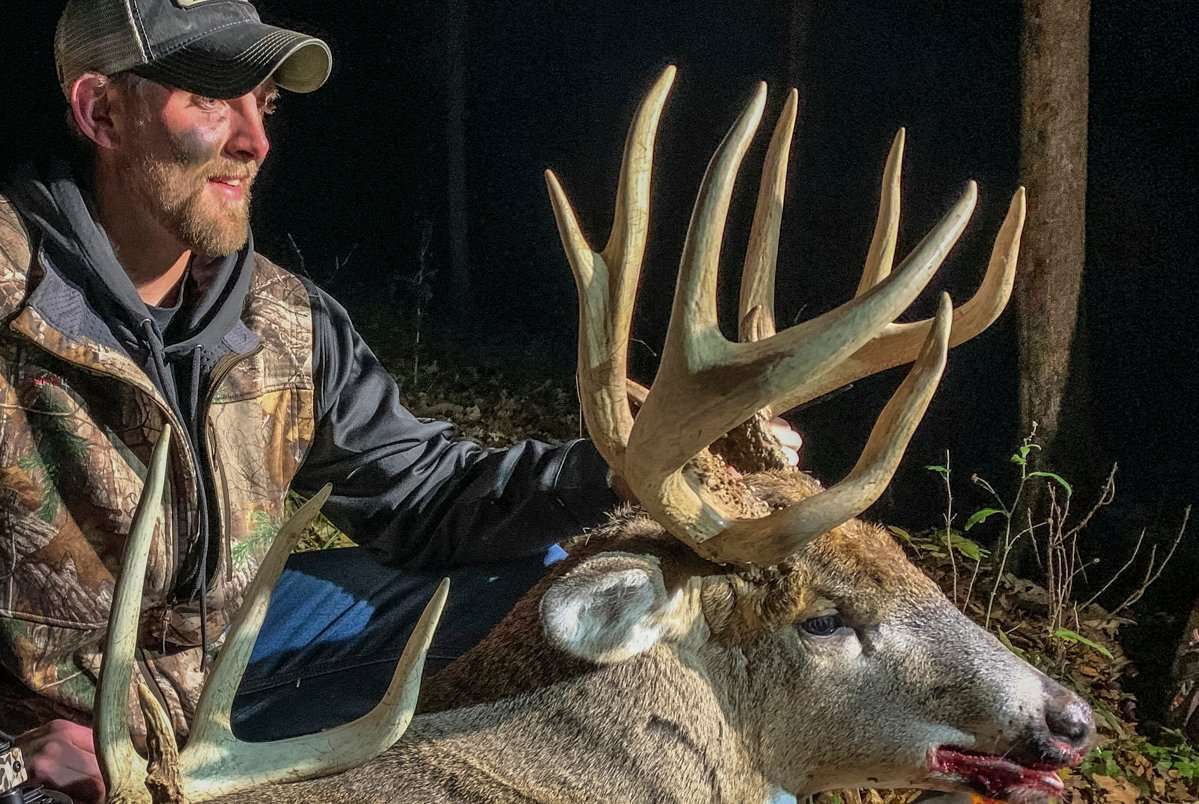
left=3, top=159, right=617, bottom=615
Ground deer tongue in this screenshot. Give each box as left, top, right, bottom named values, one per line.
left=929, top=747, right=1065, bottom=801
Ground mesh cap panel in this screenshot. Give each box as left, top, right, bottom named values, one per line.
left=55, top=1, right=147, bottom=94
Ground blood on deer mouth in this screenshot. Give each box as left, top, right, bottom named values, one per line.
left=928, top=746, right=1068, bottom=801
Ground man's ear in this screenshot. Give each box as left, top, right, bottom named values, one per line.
left=69, top=73, right=122, bottom=150
left=540, top=552, right=703, bottom=664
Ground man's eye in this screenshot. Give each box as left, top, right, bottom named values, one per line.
left=799, top=614, right=844, bottom=637
left=194, top=96, right=222, bottom=110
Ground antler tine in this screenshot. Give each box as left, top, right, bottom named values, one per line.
left=774, top=185, right=1025, bottom=412
left=97, top=426, right=173, bottom=804
left=855, top=128, right=906, bottom=297
left=706, top=294, right=955, bottom=564
left=668, top=81, right=768, bottom=351
left=739, top=88, right=798, bottom=343
left=632, top=166, right=974, bottom=488
left=177, top=487, right=447, bottom=800
left=621, top=83, right=975, bottom=558
left=548, top=64, right=676, bottom=474
left=187, top=485, right=331, bottom=740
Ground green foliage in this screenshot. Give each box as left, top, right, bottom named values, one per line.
left=994, top=628, right=1029, bottom=660
left=1080, top=729, right=1199, bottom=784
left=906, top=426, right=1194, bottom=801
left=1029, top=469, right=1073, bottom=497
left=1092, top=701, right=1130, bottom=740
left=1010, top=440, right=1040, bottom=466
left=946, top=531, right=988, bottom=561
left=964, top=506, right=1004, bottom=531
left=1053, top=627, right=1114, bottom=659
left=1141, top=729, right=1199, bottom=781
left=1081, top=744, right=1123, bottom=779
left=888, top=524, right=988, bottom=562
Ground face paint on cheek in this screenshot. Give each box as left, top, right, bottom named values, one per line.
left=166, top=126, right=222, bottom=168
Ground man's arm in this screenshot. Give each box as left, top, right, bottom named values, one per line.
left=291, top=284, right=619, bottom=568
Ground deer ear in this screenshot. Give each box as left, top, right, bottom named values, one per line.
left=540, top=552, right=695, bottom=664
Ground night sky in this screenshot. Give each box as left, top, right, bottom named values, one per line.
left=4, top=3, right=1197, bottom=615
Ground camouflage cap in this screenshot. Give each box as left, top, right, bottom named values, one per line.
left=54, top=0, right=332, bottom=100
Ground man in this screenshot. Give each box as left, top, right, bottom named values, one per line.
left=2, top=2, right=802, bottom=801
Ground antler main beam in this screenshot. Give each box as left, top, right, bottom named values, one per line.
left=97, top=427, right=449, bottom=802
left=549, top=66, right=1024, bottom=567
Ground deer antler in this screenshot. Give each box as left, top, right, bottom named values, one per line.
left=97, top=426, right=449, bottom=803
left=548, top=66, right=1024, bottom=567
left=739, top=126, right=1026, bottom=410
left=547, top=66, right=675, bottom=475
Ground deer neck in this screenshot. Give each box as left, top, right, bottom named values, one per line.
left=398, top=647, right=772, bottom=802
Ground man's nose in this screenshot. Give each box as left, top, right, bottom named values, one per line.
left=224, top=93, right=271, bottom=164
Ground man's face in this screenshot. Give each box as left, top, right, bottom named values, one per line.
left=112, top=77, right=278, bottom=256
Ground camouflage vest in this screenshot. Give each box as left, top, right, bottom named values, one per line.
left=0, top=197, right=316, bottom=739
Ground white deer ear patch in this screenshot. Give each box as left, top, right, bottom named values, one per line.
left=541, top=552, right=684, bottom=664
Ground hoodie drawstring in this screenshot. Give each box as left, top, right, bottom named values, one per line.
left=139, top=318, right=213, bottom=671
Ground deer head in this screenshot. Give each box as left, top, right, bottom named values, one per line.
left=532, top=65, right=1094, bottom=801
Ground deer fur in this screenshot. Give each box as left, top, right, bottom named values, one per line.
left=208, top=469, right=1090, bottom=803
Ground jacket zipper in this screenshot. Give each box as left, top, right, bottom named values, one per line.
left=200, top=348, right=263, bottom=584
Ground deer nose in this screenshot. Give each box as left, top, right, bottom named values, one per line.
left=1044, top=685, right=1095, bottom=750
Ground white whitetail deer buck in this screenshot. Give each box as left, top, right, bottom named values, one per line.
left=96, top=66, right=1094, bottom=803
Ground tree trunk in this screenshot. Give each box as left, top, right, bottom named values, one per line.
left=1169, top=595, right=1199, bottom=741
left=445, top=0, right=471, bottom=315
left=1016, top=0, right=1092, bottom=478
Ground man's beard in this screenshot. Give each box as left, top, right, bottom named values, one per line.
left=127, top=133, right=257, bottom=257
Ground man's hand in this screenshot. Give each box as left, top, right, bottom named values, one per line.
left=17, top=719, right=105, bottom=804
left=608, top=417, right=803, bottom=503
left=768, top=417, right=803, bottom=467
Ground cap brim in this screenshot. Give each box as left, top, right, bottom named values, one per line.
left=133, top=21, right=331, bottom=99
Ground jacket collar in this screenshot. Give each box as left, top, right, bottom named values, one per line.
left=3, top=160, right=262, bottom=372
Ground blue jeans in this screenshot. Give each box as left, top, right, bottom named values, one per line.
left=230, top=546, right=563, bottom=740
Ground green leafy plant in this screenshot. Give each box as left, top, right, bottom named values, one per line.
left=1053, top=627, right=1114, bottom=660
left=1080, top=744, right=1122, bottom=779
left=918, top=426, right=1188, bottom=669
left=1140, top=729, right=1199, bottom=781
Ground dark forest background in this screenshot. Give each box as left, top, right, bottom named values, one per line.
left=4, top=3, right=1197, bottom=646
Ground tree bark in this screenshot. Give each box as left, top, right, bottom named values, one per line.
left=1016, top=0, right=1092, bottom=477
left=1168, top=598, right=1199, bottom=740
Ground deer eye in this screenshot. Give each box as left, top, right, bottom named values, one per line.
left=799, top=613, right=844, bottom=637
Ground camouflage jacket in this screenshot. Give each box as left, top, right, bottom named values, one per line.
left=0, top=173, right=615, bottom=739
